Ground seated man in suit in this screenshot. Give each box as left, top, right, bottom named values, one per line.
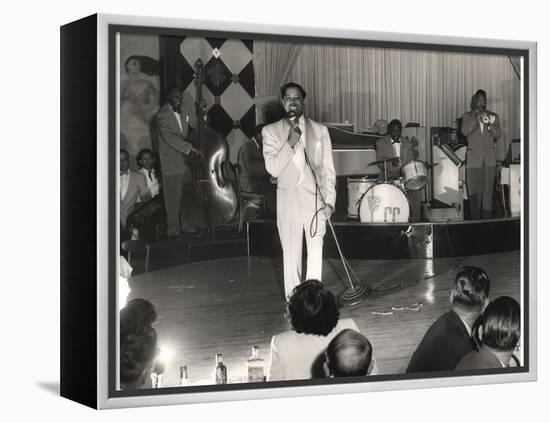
left=129, top=148, right=165, bottom=241
left=120, top=149, right=151, bottom=239
left=323, top=329, right=376, bottom=378
left=267, top=280, right=369, bottom=381
left=137, top=148, right=161, bottom=199
left=237, top=123, right=276, bottom=216
left=375, top=119, right=422, bottom=221
left=456, top=296, right=520, bottom=370
left=406, top=266, right=491, bottom=373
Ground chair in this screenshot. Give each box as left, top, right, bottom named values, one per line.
left=121, top=239, right=151, bottom=273
left=123, top=195, right=165, bottom=273
left=231, top=163, right=267, bottom=233
left=238, top=191, right=266, bottom=233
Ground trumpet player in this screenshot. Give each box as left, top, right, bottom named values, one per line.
left=461, top=89, right=501, bottom=219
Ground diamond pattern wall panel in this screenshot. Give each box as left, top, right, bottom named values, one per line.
left=219, top=39, right=253, bottom=74
left=222, top=83, right=254, bottom=121
left=237, top=62, right=255, bottom=99
left=204, top=57, right=233, bottom=96
left=183, top=83, right=215, bottom=113
left=161, top=36, right=256, bottom=163
left=180, top=37, right=213, bottom=68
left=207, top=104, right=234, bottom=137
left=226, top=128, right=249, bottom=164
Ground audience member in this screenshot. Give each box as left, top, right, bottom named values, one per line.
left=267, top=280, right=370, bottom=381
left=456, top=296, right=520, bottom=370
left=406, top=266, right=490, bottom=373
left=120, top=325, right=158, bottom=389
left=324, top=329, right=375, bottom=377
left=120, top=298, right=158, bottom=337
left=137, top=148, right=161, bottom=199
left=120, top=298, right=158, bottom=389
left=120, top=149, right=151, bottom=236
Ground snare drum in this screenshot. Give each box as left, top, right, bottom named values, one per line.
left=347, top=177, right=378, bottom=218
left=359, top=183, right=410, bottom=223
left=391, top=177, right=405, bottom=191
left=401, top=160, right=428, bottom=191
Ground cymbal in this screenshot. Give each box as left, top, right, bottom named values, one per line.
left=366, top=157, right=399, bottom=167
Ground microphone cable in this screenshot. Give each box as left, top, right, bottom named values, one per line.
left=303, top=149, right=364, bottom=288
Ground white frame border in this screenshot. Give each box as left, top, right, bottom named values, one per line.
left=96, top=13, right=537, bottom=409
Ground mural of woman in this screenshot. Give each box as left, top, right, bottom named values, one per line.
left=120, top=55, right=160, bottom=160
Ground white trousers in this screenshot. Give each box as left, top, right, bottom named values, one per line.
left=277, top=220, right=326, bottom=298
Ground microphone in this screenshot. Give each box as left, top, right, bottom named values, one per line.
left=287, top=111, right=301, bottom=147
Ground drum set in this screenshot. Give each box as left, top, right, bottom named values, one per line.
left=347, top=157, right=430, bottom=223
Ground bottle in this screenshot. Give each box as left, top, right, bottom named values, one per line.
left=179, top=365, right=190, bottom=386
left=247, top=346, right=265, bottom=383
left=214, top=353, right=227, bottom=384
left=151, top=359, right=165, bottom=388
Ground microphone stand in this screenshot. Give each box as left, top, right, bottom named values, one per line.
left=302, top=145, right=371, bottom=306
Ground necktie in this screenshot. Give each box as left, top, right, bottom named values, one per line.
left=290, top=120, right=305, bottom=184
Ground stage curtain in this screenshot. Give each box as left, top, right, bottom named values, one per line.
left=253, top=41, right=302, bottom=123
left=288, top=45, right=521, bottom=160
left=509, top=56, right=521, bottom=79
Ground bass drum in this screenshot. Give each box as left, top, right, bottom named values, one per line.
left=359, top=183, right=410, bottom=223
left=347, top=177, right=378, bottom=218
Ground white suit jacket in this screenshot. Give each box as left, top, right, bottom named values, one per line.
left=266, top=318, right=387, bottom=381
left=262, top=117, right=336, bottom=224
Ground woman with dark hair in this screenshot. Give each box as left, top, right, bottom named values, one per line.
left=120, top=326, right=158, bottom=389
left=267, top=280, right=376, bottom=381
left=119, top=298, right=159, bottom=389
left=120, top=55, right=160, bottom=159
left=455, top=296, right=520, bottom=370
left=120, top=298, right=158, bottom=337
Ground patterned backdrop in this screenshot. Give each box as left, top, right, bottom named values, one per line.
left=160, top=36, right=256, bottom=163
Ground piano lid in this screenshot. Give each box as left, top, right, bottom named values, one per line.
left=326, top=126, right=380, bottom=150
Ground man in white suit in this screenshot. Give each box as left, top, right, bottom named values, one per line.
left=262, top=82, right=336, bottom=298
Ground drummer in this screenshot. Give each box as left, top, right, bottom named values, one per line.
left=375, top=119, right=422, bottom=222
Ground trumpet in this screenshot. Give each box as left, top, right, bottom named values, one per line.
left=479, top=111, right=496, bottom=125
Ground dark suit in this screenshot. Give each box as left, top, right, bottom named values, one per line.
left=406, top=310, right=475, bottom=373
left=461, top=110, right=501, bottom=219
left=156, top=102, right=195, bottom=236
left=376, top=135, right=418, bottom=179
left=375, top=135, right=422, bottom=221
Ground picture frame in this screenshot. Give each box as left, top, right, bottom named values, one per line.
left=60, top=13, right=537, bottom=409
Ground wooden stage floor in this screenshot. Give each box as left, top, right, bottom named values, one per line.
left=127, top=250, right=521, bottom=387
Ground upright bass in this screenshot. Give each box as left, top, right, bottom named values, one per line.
left=182, top=59, right=238, bottom=231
